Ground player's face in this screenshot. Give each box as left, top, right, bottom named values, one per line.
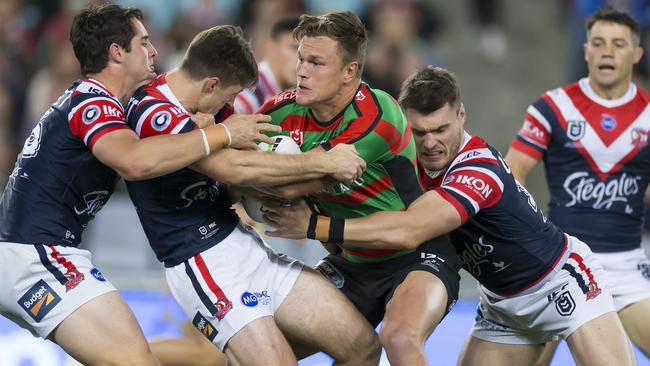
left=584, top=20, right=642, bottom=91
left=407, top=103, right=466, bottom=172
left=124, top=19, right=158, bottom=86
left=295, top=36, right=349, bottom=107
left=199, top=82, right=244, bottom=114
left=269, top=32, right=299, bottom=89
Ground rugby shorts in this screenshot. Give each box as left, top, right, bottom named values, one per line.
left=316, top=234, right=460, bottom=327
left=593, top=247, right=650, bottom=311
left=0, top=242, right=115, bottom=338
left=165, top=223, right=303, bottom=351
left=471, top=235, right=615, bottom=344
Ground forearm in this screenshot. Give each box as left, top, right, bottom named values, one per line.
left=194, top=149, right=333, bottom=187
left=310, top=192, right=461, bottom=249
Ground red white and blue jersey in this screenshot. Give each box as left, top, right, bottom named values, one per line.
left=511, top=79, right=650, bottom=253
left=0, top=79, right=129, bottom=247
left=420, top=133, right=567, bottom=296
left=233, top=61, right=281, bottom=114
left=125, top=74, right=238, bottom=267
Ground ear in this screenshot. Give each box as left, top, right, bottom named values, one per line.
left=458, top=103, right=466, bottom=127
left=633, top=46, right=644, bottom=64
left=202, top=77, right=221, bottom=93
left=108, top=43, right=124, bottom=63
left=342, top=61, right=359, bottom=83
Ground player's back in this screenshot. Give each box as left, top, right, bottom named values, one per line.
left=0, top=79, right=126, bottom=247
left=260, top=83, right=424, bottom=263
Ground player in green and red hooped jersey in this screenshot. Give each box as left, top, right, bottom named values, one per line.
left=258, top=11, right=461, bottom=366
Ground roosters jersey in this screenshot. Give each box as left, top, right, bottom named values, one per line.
left=511, top=79, right=650, bottom=252
left=125, top=74, right=238, bottom=267
left=420, top=133, right=567, bottom=296
left=234, top=61, right=281, bottom=114
left=0, top=79, right=130, bottom=247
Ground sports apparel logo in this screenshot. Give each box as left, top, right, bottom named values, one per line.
left=18, top=280, right=61, bottom=322
left=74, top=190, right=109, bottom=217
left=151, top=111, right=172, bottom=131
left=453, top=175, right=494, bottom=198
left=64, top=269, right=85, bottom=292
left=458, top=236, right=494, bottom=277
left=639, top=263, right=650, bottom=280
left=566, top=120, right=586, bottom=141
left=90, top=268, right=106, bottom=282
left=192, top=312, right=217, bottom=341
left=554, top=291, right=576, bottom=316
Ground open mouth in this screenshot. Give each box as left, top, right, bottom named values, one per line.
left=597, top=64, right=615, bottom=71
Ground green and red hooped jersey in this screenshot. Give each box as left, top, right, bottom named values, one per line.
left=258, top=83, right=423, bottom=263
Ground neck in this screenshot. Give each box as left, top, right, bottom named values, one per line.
left=310, top=80, right=360, bottom=122
left=88, top=68, right=140, bottom=106
left=166, top=68, right=200, bottom=113
left=588, top=76, right=631, bottom=100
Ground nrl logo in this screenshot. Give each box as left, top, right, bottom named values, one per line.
left=566, top=120, right=586, bottom=141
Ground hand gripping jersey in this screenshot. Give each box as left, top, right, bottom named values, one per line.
left=125, top=74, right=238, bottom=267
left=234, top=61, right=281, bottom=114
left=511, top=78, right=650, bottom=253
left=0, top=79, right=130, bottom=247
left=421, top=133, right=568, bottom=296
left=258, top=83, right=423, bottom=263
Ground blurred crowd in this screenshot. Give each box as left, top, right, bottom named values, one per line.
left=3, top=0, right=650, bottom=187
left=0, top=0, right=450, bottom=186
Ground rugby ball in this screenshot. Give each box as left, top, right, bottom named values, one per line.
left=241, top=135, right=301, bottom=222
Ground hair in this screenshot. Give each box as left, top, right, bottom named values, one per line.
left=398, top=66, right=461, bottom=115
left=180, top=25, right=257, bottom=88
left=69, top=4, right=144, bottom=76
left=293, top=11, right=367, bottom=76
left=271, top=16, right=300, bottom=40
left=586, top=8, right=641, bottom=46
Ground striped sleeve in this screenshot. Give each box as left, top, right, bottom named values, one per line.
left=68, top=94, right=130, bottom=151
left=129, top=100, right=197, bottom=137
left=435, top=161, right=504, bottom=224
left=510, top=97, right=553, bottom=160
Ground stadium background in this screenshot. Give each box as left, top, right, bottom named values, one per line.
left=0, top=0, right=648, bottom=364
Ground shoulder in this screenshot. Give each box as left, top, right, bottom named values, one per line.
left=257, top=89, right=299, bottom=114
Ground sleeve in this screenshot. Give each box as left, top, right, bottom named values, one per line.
left=68, top=94, right=130, bottom=151
left=509, top=97, right=553, bottom=160
left=434, top=162, right=505, bottom=224
left=128, top=100, right=198, bottom=137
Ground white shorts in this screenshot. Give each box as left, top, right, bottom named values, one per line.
left=0, top=242, right=116, bottom=338
left=470, top=236, right=615, bottom=345
left=593, top=248, right=650, bottom=311
left=165, top=224, right=303, bottom=351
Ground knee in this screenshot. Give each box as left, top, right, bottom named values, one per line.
left=379, top=322, right=421, bottom=354
left=344, top=328, right=381, bottom=364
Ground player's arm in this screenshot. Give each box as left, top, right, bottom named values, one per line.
left=264, top=191, right=462, bottom=249
left=505, top=99, right=552, bottom=185
left=190, top=144, right=365, bottom=187
left=504, top=149, right=539, bottom=186
left=92, top=126, right=227, bottom=181
left=254, top=177, right=335, bottom=199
